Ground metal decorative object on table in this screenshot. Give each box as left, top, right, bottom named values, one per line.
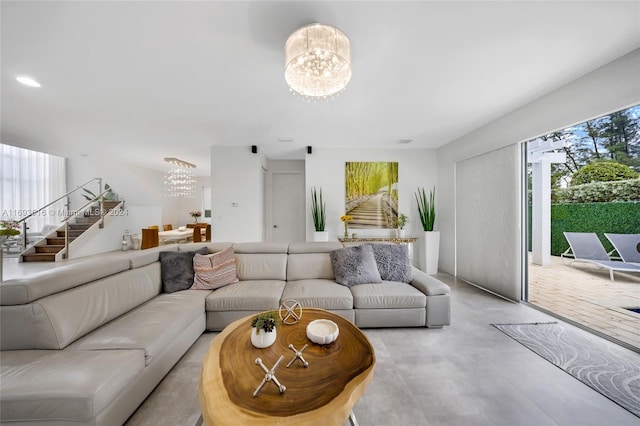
left=286, top=344, right=309, bottom=368
left=252, top=355, right=286, bottom=398
left=279, top=299, right=303, bottom=325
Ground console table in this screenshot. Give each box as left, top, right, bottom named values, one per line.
left=338, top=237, right=417, bottom=244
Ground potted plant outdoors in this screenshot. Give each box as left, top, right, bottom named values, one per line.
left=311, top=187, right=328, bottom=242
left=394, top=213, right=408, bottom=238
left=250, top=311, right=279, bottom=348
left=415, top=187, right=439, bottom=274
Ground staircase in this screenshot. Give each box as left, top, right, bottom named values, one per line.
left=22, top=201, right=121, bottom=262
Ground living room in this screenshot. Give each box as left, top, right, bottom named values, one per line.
left=2, top=1, right=640, bottom=425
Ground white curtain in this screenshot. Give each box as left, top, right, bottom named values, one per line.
left=455, top=143, right=523, bottom=302
left=0, top=143, right=67, bottom=235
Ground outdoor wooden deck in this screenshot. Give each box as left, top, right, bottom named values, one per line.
left=528, top=255, right=640, bottom=350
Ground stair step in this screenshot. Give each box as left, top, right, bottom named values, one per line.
left=35, top=245, right=64, bottom=253
left=75, top=216, right=101, bottom=224
left=57, top=230, right=84, bottom=238
left=47, top=237, right=76, bottom=245
left=22, top=253, right=57, bottom=262
left=69, top=224, right=92, bottom=231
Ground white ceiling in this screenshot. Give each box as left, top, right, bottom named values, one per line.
left=2, top=1, right=639, bottom=176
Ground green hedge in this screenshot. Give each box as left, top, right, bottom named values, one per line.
left=527, top=202, right=640, bottom=255
left=551, top=202, right=640, bottom=255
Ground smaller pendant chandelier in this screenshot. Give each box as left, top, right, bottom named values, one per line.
left=164, top=157, right=196, bottom=198
left=285, top=23, right=352, bottom=100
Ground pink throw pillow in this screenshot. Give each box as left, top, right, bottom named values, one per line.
left=191, top=247, right=239, bottom=290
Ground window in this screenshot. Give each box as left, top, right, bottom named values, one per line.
left=0, top=143, right=66, bottom=234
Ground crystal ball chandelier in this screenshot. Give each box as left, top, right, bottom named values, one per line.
left=284, top=23, right=352, bottom=100
left=164, top=157, right=196, bottom=198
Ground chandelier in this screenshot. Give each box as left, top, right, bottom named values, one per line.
left=284, top=23, right=352, bottom=100
left=164, top=157, right=196, bottom=198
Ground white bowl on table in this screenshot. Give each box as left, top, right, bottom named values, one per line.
left=306, top=319, right=339, bottom=345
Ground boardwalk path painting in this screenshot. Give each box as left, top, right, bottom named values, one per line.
left=345, top=162, right=398, bottom=229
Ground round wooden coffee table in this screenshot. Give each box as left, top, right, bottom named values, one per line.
left=199, top=308, right=375, bottom=425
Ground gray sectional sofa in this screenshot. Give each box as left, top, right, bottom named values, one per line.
left=0, top=241, right=450, bottom=425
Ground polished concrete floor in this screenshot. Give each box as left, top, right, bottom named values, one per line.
left=125, top=275, right=640, bottom=426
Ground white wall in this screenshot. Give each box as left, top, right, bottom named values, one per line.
left=437, top=48, right=640, bottom=277
left=210, top=146, right=265, bottom=242
left=305, top=147, right=437, bottom=263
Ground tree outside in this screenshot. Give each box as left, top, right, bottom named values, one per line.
left=530, top=104, right=640, bottom=188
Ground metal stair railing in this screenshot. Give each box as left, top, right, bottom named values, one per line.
left=15, top=177, right=115, bottom=259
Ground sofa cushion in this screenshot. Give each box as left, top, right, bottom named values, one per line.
left=128, top=245, right=178, bottom=269
left=178, top=242, right=234, bottom=253
left=0, top=258, right=131, bottom=306
left=288, top=242, right=343, bottom=253
left=369, top=243, right=413, bottom=283
left=0, top=349, right=144, bottom=423
left=234, top=253, right=288, bottom=281
left=1, top=263, right=162, bottom=351
left=287, top=253, right=335, bottom=281
left=283, top=279, right=353, bottom=310
left=351, top=281, right=427, bottom=309
left=159, top=247, right=208, bottom=293
left=192, top=247, right=239, bottom=290
left=233, top=242, right=289, bottom=254
left=205, top=280, right=286, bottom=311
left=66, top=290, right=208, bottom=366
left=330, top=245, right=382, bottom=287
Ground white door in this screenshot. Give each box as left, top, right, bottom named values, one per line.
left=271, top=172, right=305, bottom=242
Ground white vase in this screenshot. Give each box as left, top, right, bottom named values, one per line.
left=396, top=229, right=406, bottom=238
left=251, top=327, right=277, bottom=348
left=420, top=231, right=440, bottom=275
left=312, top=231, right=329, bottom=242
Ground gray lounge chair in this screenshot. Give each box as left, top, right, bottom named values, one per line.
left=604, top=233, right=640, bottom=264
left=562, top=232, right=640, bottom=282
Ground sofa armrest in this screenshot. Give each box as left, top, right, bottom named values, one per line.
left=410, top=267, right=450, bottom=296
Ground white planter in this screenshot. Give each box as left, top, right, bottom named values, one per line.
left=251, top=327, right=277, bottom=348
left=396, top=229, right=406, bottom=238
left=420, top=231, right=440, bottom=275
left=312, top=231, right=329, bottom=242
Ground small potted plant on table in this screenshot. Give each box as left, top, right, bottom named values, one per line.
left=394, top=213, right=408, bottom=238
left=251, top=311, right=279, bottom=348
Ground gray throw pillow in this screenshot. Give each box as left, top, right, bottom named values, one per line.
left=369, top=243, right=413, bottom=283
left=160, top=247, right=209, bottom=293
left=330, top=245, right=382, bottom=287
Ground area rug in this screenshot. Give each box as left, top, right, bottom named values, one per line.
left=492, top=322, right=640, bottom=418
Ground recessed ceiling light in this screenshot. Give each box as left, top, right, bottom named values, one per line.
left=16, top=76, right=41, bottom=87
left=398, top=139, right=413, bottom=144
left=278, top=137, right=294, bottom=143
